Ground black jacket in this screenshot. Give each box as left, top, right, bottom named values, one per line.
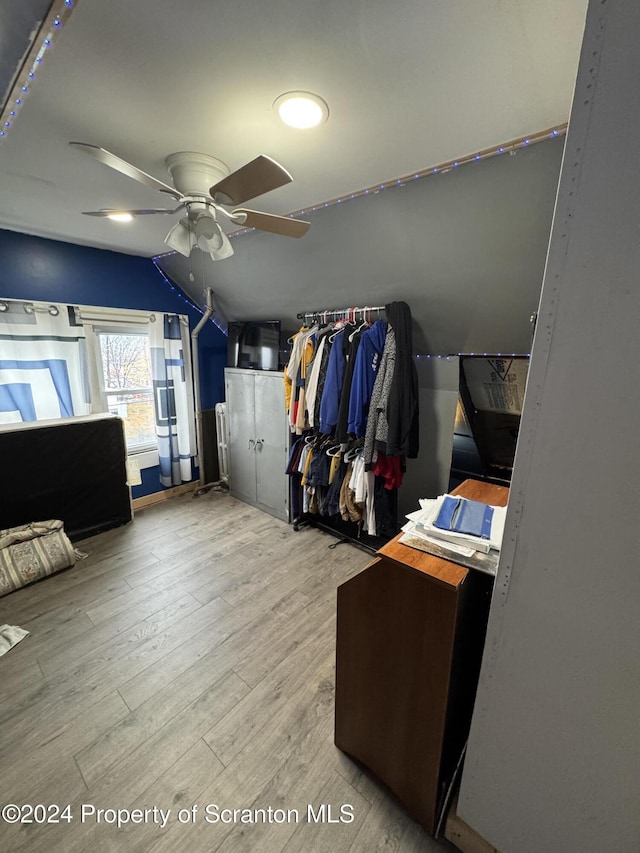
left=385, top=301, right=419, bottom=458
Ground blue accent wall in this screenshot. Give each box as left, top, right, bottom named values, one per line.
left=0, top=228, right=227, bottom=497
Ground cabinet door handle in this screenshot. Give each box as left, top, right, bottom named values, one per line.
left=255, top=439, right=263, bottom=451
left=248, top=438, right=255, bottom=450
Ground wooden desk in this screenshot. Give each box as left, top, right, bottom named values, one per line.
left=334, top=479, right=508, bottom=834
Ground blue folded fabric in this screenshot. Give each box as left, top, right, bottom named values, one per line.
left=433, top=495, right=459, bottom=531
left=433, top=495, right=494, bottom=539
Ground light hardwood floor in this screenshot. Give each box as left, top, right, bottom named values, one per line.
left=0, top=492, right=454, bottom=852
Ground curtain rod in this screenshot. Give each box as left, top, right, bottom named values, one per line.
left=297, top=305, right=385, bottom=323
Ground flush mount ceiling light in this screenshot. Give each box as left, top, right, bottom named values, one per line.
left=274, top=92, right=329, bottom=129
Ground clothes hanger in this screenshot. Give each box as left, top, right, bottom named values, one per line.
left=343, top=437, right=364, bottom=461
left=287, top=323, right=310, bottom=345
left=331, top=309, right=357, bottom=340
left=302, top=323, right=319, bottom=339
left=344, top=446, right=363, bottom=462
left=349, top=307, right=370, bottom=340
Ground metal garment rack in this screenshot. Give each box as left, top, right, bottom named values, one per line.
left=296, top=305, right=386, bottom=326
left=291, top=303, right=393, bottom=553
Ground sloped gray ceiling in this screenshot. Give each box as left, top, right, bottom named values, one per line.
left=0, top=0, right=52, bottom=105
left=159, top=137, right=564, bottom=355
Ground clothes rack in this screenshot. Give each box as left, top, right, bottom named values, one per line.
left=296, top=305, right=385, bottom=326
left=288, top=304, right=396, bottom=553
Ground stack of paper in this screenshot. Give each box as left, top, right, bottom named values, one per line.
left=402, top=494, right=507, bottom=556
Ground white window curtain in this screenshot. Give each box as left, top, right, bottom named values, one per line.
left=0, top=300, right=91, bottom=423
left=149, top=313, right=196, bottom=487
left=0, top=300, right=197, bottom=487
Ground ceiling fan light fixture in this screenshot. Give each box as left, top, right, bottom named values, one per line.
left=71, top=142, right=307, bottom=257
left=200, top=230, right=234, bottom=261
left=198, top=232, right=221, bottom=252
left=165, top=215, right=233, bottom=261
left=194, top=212, right=218, bottom=242
left=107, top=212, right=133, bottom=223
left=164, top=219, right=196, bottom=257
left=274, top=92, right=328, bottom=129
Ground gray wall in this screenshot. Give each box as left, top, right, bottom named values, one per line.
left=399, top=356, right=459, bottom=517
left=162, top=137, right=564, bottom=357
left=160, top=137, right=564, bottom=501
left=459, top=2, right=640, bottom=850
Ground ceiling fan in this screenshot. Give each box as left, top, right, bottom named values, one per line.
left=69, top=143, right=311, bottom=260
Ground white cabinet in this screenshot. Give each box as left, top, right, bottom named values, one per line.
left=224, top=368, right=289, bottom=522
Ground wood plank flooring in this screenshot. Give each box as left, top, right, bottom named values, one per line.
left=0, top=492, right=454, bottom=852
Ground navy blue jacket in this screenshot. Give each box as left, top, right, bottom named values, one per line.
left=347, top=320, right=388, bottom=436
left=318, top=330, right=346, bottom=434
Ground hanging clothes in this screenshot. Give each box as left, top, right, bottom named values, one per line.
left=385, top=301, right=419, bottom=458
left=285, top=326, right=317, bottom=433
left=347, top=450, right=376, bottom=535
left=373, top=451, right=404, bottom=490
left=340, top=460, right=363, bottom=523
left=306, top=444, right=331, bottom=489
left=322, top=453, right=347, bottom=517
left=284, top=327, right=307, bottom=413
left=286, top=435, right=307, bottom=519
left=363, top=326, right=396, bottom=468
left=328, top=450, right=342, bottom=484
left=298, top=442, right=314, bottom=513
left=288, top=304, right=412, bottom=547
left=304, top=327, right=331, bottom=428
left=374, top=476, right=396, bottom=538
left=319, top=328, right=348, bottom=434
left=335, top=329, right=362, bottom=445
left=286, top=435, right=306, bottom=474
left=313, top=329, right=333, bottom=430
left=347, top=319, right=388, bottom=437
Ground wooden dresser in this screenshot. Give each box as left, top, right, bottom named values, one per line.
left=334, top=479, right=508, bottom=834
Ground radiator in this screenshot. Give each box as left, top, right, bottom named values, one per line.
left=215, top=402, right=229, bottom=483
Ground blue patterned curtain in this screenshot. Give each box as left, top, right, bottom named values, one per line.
left=149, top=313, right=194, bottom=486
left=0, top=301, right=91, bottom=424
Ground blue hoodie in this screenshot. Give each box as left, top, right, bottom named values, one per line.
left=318, top=330, right=346, bottom=434
left=347, top=319, right=388, bottom=436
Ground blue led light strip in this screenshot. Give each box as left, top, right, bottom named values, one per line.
left=0, top=0, right=79, bottom=140
left=151, top=258, right=227, bottom=334
left=227, top=124, right=567, bottom=238
left=414, top=352, right=531, bottom=360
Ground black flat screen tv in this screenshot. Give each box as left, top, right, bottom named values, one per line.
left=227, top=321, right=281, bottom=371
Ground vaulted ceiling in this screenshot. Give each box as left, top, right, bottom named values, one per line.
left=1, top=0, right=587, bottom=263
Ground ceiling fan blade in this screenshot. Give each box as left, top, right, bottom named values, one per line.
left=69, top=142, right=183, bottom=201
left=82, top=207, right=183, bottom=217
left=233, top=209, right=311, bottom=238
left=210, top=155, right=292, bottom=205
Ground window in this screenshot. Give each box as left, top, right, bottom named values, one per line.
left=95, top=329, right=157, bottom=452
left=0, top=300, right=196, bottom=483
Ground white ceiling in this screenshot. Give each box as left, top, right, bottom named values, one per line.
left=0, top=0, right=587, bottom=259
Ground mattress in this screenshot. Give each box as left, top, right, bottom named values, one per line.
left=0, top=414, right=132, bottom=540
